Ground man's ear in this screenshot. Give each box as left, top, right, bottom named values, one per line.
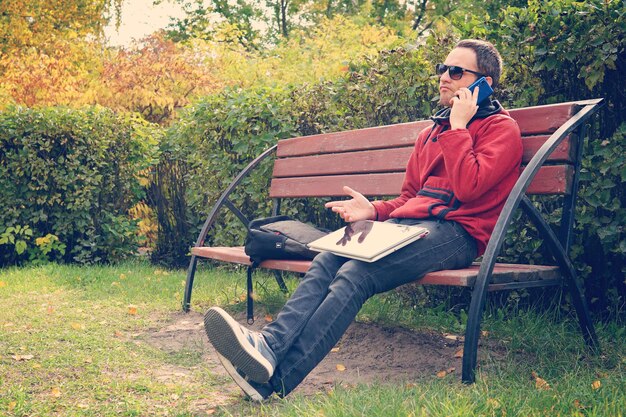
left=485, top=76, right=494, bottom=87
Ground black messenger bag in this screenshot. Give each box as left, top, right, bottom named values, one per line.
left=243, top=215, right=328, bottom=323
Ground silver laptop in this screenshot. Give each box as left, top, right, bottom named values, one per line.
left=307, top=221, right=429, bottom=263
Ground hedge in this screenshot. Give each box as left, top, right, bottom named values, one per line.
left=0, top=106, right=161, bottom=265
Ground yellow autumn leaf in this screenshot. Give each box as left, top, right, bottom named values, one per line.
left=50, top=387, right=61, bottom=398
left=119, top=273, right=127, bottom=280
left=8, top=401, right=17, bottom=411
left=127, top=305, right=138, bottom=315
left=336, top=364, right=346, bottom=372
left=264, top=314, right=273, bottom=322
left=436, top=370, right=448, bottom=378
left=454, top=348, right=464, bottom=358
left=12, top=354, right=34, bottom=361
left=531, top=371, right=551, bottom=390
left=0, top=281, right=7, bottom=287
left=70, top=322, right=84, bottom=330
left=591, top=380, right=601, bottom=390
left=487, top=398, right=501, bottom=409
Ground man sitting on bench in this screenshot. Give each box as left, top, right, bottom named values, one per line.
left=203, top=39, right=523, bottom=401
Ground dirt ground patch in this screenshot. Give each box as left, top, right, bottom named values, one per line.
left=142, top=309, right=484, bottom=400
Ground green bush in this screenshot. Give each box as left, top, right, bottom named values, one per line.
left=0, top=106, right=161, bottom=265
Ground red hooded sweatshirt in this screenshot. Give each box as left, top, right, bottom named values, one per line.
left=372, top=101, right=523, bottom=256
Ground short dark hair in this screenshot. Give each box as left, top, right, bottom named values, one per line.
left=455, top=39, right=503, bottom=88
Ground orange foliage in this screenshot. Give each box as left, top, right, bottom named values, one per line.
left=0, top=40, right=99, bottom=107
left=95, top=33, right=221, bottom=124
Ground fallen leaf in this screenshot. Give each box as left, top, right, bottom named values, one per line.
left=32, top=363, right=42, bottom=369
left=487, top=398, right=500, bottom=409
left=8, top=401, right=16, bottom=411
left=531, top=371, right=551, bottom=390
left=330, top=347, right=340, bottom=353
left=0, top=281, right=7, bottom=287
left=77, top=403, right=89, bottom=409
left=591, top=380, right=601, bottom=390
left=114, top=330, right=123, bottom=338
left=12, top=354, right=34, bottom=361
left=111, top=282, right=120, bottom=287
left=84, top=357, right=93, bottom=364
left=119, top=273, right=127, bottom=280
left=454, top=348, right=464, bottom=358
left=264, top=314, right=273, bottom=322
left=573, top=399, right=585, bottom=409
left=481, top=330, right=489, bottom=337
left=50, top=387, right=61, bottom=398
left=436, top=370, right=448, bottom=378
left=336, top=364, right=346, bottom=372
left=127, top=305, right=138, bottom=315
left=446, top=367, right=456, bottom=374
left=70, top=322, right=85, bottom=330
left=46, top=305, right=55, bottom=314
left=444, top=333, right=460, bottom=341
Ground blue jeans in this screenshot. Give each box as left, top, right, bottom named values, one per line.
left=261, top=218, right=477, bottom=397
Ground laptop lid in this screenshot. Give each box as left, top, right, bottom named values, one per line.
left=307, top=221, right=429, bottom=263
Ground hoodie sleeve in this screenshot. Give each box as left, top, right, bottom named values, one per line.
left=436, top=115, right=522, bottom=202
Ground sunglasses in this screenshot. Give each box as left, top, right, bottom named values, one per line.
left=435, top=64, right=485, bottom=80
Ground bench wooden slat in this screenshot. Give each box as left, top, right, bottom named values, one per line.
left=508, top=102, right=575, bottom=135
left=269, top=165, right=573, bottom=198
left=275, top=103, right=577, bottom=159
left=273, top=135, right=574, bottom=178
left=276, top=121, right=434, bottom=158
left=191, top=246, right=561, bottom=288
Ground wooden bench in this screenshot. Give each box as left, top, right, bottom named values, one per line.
left=183, top=98, right=604, bottom=383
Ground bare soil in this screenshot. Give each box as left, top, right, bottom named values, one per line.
left=142, top=309, right=486, bottom=401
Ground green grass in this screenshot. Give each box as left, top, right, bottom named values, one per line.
left=0, top=261, right=624, bottom=416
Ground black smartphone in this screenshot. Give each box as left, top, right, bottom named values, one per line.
left=468, top=76, right=493, bottom=104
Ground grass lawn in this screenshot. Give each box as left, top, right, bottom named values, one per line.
left=0, top=260, right=624, bottom=416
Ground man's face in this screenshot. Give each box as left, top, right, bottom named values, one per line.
left=438, top=47, right=481, bottom=106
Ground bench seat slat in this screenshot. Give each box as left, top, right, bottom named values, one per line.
left=191, top=246, right=561, bottom=288
left=273, top=135, right=574, bottom=178
left=269, top=165, right=573, bottom=198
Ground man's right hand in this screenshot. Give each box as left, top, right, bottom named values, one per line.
left=325, top=186, right=376, bottom=222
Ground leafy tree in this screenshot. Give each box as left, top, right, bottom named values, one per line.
left=93, top=33, right=220, bottom=124
left=0, top=39, right=100, bottom=107
left=0, top=0, right=122, bottom=56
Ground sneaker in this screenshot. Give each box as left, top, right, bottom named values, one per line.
left=204, top=306, right=277, bottom=383
left=216, top=352, right=274, bottom=402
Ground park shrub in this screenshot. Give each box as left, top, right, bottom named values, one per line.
left=0, top=106, right=161, bottom=265
left=150, top=86, right=299, bottom=266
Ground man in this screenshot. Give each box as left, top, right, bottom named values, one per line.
left=203, top=39, right=522, bottom=401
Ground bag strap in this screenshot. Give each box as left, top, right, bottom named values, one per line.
left=246, top=263, right=258, bottom=325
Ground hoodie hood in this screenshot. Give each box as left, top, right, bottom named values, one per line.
left=431, top=99, right=503, bottom=126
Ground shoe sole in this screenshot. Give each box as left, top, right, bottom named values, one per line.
left=216, top=352, right=265, bottom=402
left=204, top=306, right=273, bottom=383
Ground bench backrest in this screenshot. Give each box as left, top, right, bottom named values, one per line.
left=270, top=102, right=582, bottom=199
